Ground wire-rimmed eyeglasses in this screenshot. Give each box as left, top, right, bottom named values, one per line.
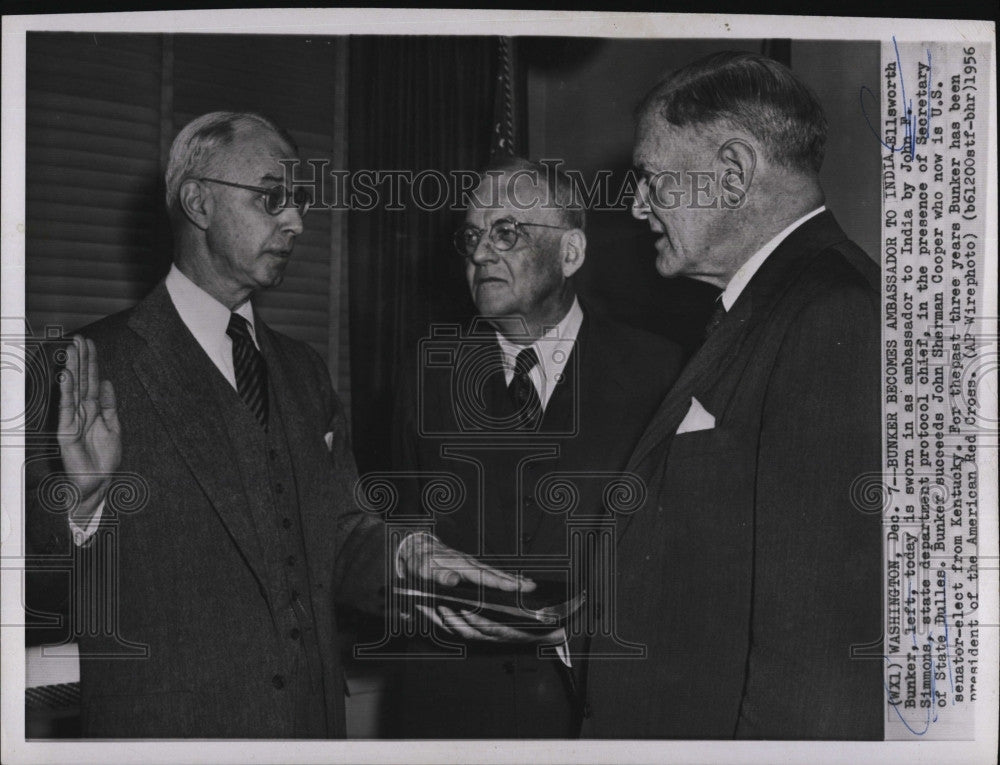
left=199, top=177, right=313, bottom=216
left=453, top=218, right=570, bottom=258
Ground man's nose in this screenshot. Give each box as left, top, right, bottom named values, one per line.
left=468, top=236, right=498, bottom=264
left=279, top=207, right=304, bottom=236
left=631, top=180, right=650, bottom=221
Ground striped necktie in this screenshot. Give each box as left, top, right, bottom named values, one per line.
left=226, top=313, right=268, bottom=428
left=508, top=346, right=542, bottom=429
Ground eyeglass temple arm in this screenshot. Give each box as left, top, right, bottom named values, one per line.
left=198, top=178, right=268, bottom=194
left=517, top=222, right=570, bottom=230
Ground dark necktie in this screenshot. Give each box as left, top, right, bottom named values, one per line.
left=508, top=346, right=542, bottom=429
left=704, top=302, right=727, bottom=339
left=226, top=313, right=268, bottom=428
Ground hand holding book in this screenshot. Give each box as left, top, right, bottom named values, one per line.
left=395, top=533, right=585, bottom=643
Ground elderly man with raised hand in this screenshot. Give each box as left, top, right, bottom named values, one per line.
left=27, top=111, right=527, bottom=738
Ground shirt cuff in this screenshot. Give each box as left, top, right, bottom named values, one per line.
left=68, top=500, right=103, bottom=547
left=555, top=636, right=572, bottom=668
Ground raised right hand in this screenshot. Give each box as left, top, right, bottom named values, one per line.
left=57, top=336, right=121, bottom=522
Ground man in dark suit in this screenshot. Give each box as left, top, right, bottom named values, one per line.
left=579, top=51, right=883, bottom=739
left=25, top=111, right=526, bottom=738
left=389, top=158, right=683, bottom=737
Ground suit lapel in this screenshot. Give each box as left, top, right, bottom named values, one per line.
left=127, top=283, right=271, bottom=589
left=618, top=210, right=859, bottom=542
left=530, top=316, right=630, bottom=547
left=624, top=295, right=751, bottom=476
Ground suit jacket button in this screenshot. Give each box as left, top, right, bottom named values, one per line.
left=272, top=674, right=285, bottom=689
left=289, top=628, right=301, bottom=640
left=282, top=517, right=292, bottom=529
left=502, top=661, right=515, bottom=675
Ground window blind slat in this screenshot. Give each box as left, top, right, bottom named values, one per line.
left=28, top=257, right=154, bottom=281
left=29, top=165, right=160, bottom=195
left=28, top=240, right=157, bottom=264
left=28, top=111, right=161, bottom=145
left=29, top=34, right=163, bottom=65
left=27, top=184, right=159, bottom=213
left=28, top=220, right=157, bottom=244
left=27, top=146, right=159, bottom=176
left=27, top=275, right=157, bottom=300
left=28, top=129, right=161, bottom=162
left=28, top=90, right=161, bottom=124
left=29, top=203, right=156, bottom=228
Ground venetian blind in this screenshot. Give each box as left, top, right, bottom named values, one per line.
left=25, top=32, right=348, bottom=384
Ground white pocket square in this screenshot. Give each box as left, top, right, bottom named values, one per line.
left=676, top=397, right=715, bottom=435
left=324, top=431, right=334, bottom=451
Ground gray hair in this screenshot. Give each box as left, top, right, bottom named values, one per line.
left=164, top=111, right=297, bottom=216
left=636, top=51, right=828, bottom=174
left=477, top=156, right=586, bottom=231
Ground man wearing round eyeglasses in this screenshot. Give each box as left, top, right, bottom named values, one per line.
left=26, top=111, right=530, bottom=738
left=390, top=158, right=683, bottom=738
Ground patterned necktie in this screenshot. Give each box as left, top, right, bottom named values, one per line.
left=226, top=313, right=268, bottom=428
left=508, top=346, right=542, bottom=429
left=704, top=302, right=727, bottom=339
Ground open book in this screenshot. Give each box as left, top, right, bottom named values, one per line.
left=394, top=578, right=586, bottom=629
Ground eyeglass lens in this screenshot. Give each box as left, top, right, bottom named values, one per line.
left=264, top=186, right=312, bottom=215
left=455, top=220, right=521, bottom=256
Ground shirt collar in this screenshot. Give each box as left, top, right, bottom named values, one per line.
left=496, top=296, right=584, bottom=390
left=720, top=205, right=826, bottom=311
left=164, top=264, right=258, bottom=350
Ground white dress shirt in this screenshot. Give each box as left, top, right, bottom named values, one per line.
left=720, top=206, right=826, bottom=310
left=496, top=296, right=584, bottom=410
left=164, top=264, right=259, bottom=388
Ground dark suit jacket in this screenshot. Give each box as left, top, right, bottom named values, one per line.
left=389, top=310, right=683, bottom=737
left=26, top=282, right=385, bottom=737
left=581, top=212, right=884, bottom=739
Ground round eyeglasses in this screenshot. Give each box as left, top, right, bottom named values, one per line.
left=199, top=177, right=313, bottom=216
left=453, top=218, right=570, bottom=258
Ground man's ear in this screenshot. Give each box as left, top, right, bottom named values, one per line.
left=718, top=138, right=757, bottom=201
left=178, top=179, right=212, bottom=231
left=560, top=229, right=586, bottom=278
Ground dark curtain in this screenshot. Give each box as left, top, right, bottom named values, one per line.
left=761, top=38, right=792, bottom=67
left=347, top=37, right=498, bottom=473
